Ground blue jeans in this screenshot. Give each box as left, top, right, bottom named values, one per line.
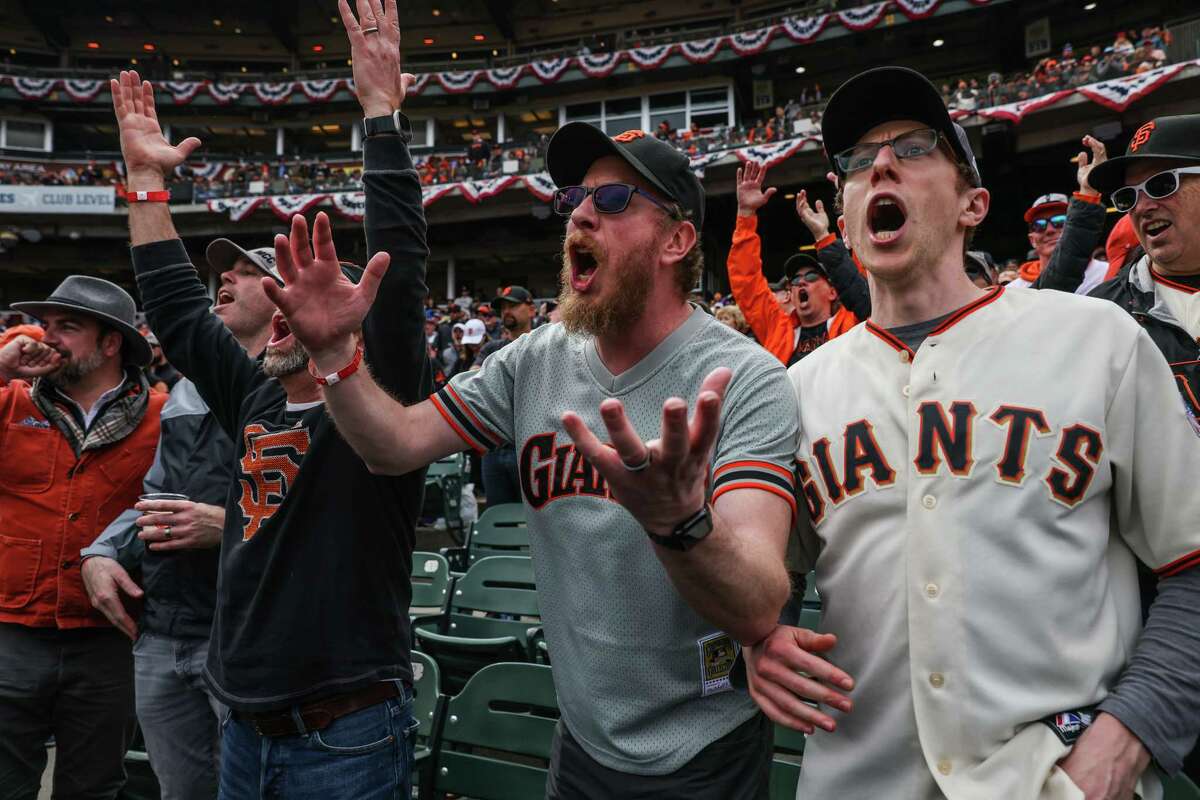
left=481, top=445, right=521, bottom=506
left=133, top=632, right=226, bottom=800
left=217, top=687, right=417, bottom=800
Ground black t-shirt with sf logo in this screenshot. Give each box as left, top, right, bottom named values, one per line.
left=133, top=135, right=431, bottom=712
left=786, top=323, right=830, bottom=366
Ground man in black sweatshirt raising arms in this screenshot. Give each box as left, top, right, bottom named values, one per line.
left=109, top=0, right=431, bottom=795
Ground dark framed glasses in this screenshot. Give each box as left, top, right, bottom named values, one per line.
left=834, top=128, right=941, bottom=175
left=1111, top=167, right=1200, bottom=213
left=790, top=270, right=824, bottom=286
left=1029, top=214, right=1067, bottom=233
left=553, top=183, right=679, bottom=218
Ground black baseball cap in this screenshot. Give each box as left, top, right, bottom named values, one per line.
left=208, top=237, right=363, bottom=285
left=1088, top=115, right=1200, bottom=194
left=547, top=122, right=706, bottom=229
left=784, top=252, right=825, bottom=280
left=493, top=285, right=533, bottom=305
left=822, top=66, right=981, bottom=186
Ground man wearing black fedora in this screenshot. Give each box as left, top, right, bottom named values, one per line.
left=0, top=275, right=166, bottom=799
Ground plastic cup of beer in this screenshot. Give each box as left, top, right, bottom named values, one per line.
left=139, top=492, right=189, bottom=513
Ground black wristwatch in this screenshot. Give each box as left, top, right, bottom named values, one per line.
left=646, top=505, right=714, bottom=552
left=362, top=109, right=413, bottom=142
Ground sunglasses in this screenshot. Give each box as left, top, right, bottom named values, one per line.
left=553, top=183, right=679, bottom=218
left=834, top=128, right=941, bottom=175
left=1112, top=167, right=1200, bottom=213
left=1028, top=214, right=1067, bottom=233
left=790, top=271, right=824, bottom=286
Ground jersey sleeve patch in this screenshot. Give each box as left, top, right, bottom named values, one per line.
left=431, top=387, right=502, bottom=454
left=711, top=460, right=798, bottom=515
left=1154, top=547, right=1200, bottom=579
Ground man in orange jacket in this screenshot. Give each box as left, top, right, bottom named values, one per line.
left=727, top=160, right=870, bottom=366
left=0, top=276, right=165, bottom=800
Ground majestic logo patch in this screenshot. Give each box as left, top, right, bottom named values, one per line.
left=1129, top=121, right=1156, bottom=152
left=698, top=632, right=740, bottom=697
left=1041, top=709, right=1094, bottom=745
left=613, top=130, right=647, bottom=143
left=237, top=423, right=311, bottom=541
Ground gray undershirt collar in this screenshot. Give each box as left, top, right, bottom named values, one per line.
left=584, top=304, right=708, bottom=395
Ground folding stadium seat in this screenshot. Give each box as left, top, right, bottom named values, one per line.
left=412, top=556, right=541, bottom=693
left=1165, top=774, right=1200, bottom=799
left=423, top=454, right=467, bottom=540
left=442, top=502, right=530, bottom=573
left=802, top=570, right=820, bottom=610
left=410, top=649, right=445, bottom=796
left=429, top=662, right=559, bottom=800
left=769, top=723, right=807, bottom=800
left=410, top=551, right=453, bottom=618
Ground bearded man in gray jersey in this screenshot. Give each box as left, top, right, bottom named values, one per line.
left=259, top=119, right=850, bottom=799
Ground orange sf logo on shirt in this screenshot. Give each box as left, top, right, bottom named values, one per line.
left=237, top=423, right=311, bottom=541
left=1129, top=121, right=1156, bottom=153
left=613, top=130, right=647, bottom=143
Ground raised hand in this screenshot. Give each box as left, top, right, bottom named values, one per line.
left=561, top=367, right=731, bottom=536
left=745, top=624, right=855, bottom=734
left=736, top=161, right=777, bottom=216
left=110, top=70, right=201, bottom=187
left=262, top=212, right=390, bottom=366
left=796, top=189, right=831, bottom=241
left=338, top=0, right=416, bottom=117
left=1075, top=135, right=1108, bottom=196
left=0, top=334, right=62, bottom=381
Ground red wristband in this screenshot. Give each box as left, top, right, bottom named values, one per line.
left=308, top=344, right=363, bottom=386
left=126, top=190, right=171, bottom=203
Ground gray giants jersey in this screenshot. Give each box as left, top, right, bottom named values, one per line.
left=431, top=307, right=798, bottom=775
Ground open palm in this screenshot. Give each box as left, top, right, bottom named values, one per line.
left=110, top=70, right=200, bottom=179
left=263, top=212, right=391, bottom=358
left=736, top=161, right=777, bottom=214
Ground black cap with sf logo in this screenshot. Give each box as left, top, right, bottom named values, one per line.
left=1087, top=115, right=1200, bottom=194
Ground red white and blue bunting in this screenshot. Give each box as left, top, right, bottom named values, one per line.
left=522, top=173, right=556, bottom=202
left=837, top=2, right=889, bottom=31
left=780, top=14, right=830, bottom=43
left=458, top=175, right=519, bottom=204
left=12, top=77, right=56, bottom=99
left=61, top=79, right=105, bottom=102
left=253, top=82, right=295, bottom=105
left=207, top=196, right=264, bottom=222
left=330, top=191, right=366, bottom=221
left=3, top=0, right=999, bottom=103
left=266, top=193, right=326, bottom=220
left=734, top=138, right=819, bottom=168
left=1076, top=61, right=1187, bottom=112
left=176, top=161, right=225, bottom=180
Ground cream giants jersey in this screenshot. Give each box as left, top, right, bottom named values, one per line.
left=787, top=286, right=1200, bottom=800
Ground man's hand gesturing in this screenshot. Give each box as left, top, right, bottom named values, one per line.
left=1075, top=135, right=1108, bottom=197
left=110, top=70, right=201, bottom=189
left=263, top=212, right=390, bottom=372
left=736, top=162, right=777, bottom=217
left=561, top=367, right=731, bottom=538
left=339, top=0, right=415, bottom=118
left=795, top=189, right=831, bottom=242
left=0, top=335, right=61, bottom=382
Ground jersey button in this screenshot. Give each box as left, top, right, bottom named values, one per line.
left=902, top=384, right=911, bottom=397
left=899, top=350, right=911, bottom=363
left=924, top=583, right=939, bottom=598
left=937, top=759, right=953, bottom=775
left=921, top=494, right=937, bottom=509
left=930, top=672, right=945, bottom=689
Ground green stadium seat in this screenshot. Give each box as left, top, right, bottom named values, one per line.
left=769, top=723, right=807, bottom=800
left=424, top=454, right=467, bottom=538
left=432, top=662, right=559, bottom=800
left=1165, top=774, right=1200, bottom=800
left=466, top=503, right=529, bottom=567
left=802, top=570, right=820, bottom=609
left=412, top=556, right=540, bottom=693
left=410, top=551, right=452, bottom=617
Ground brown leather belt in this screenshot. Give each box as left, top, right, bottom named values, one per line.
left=238, top=681, right=402, bottom=738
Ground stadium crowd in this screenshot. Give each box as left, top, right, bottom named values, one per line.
left=1, top=2, right=1200, bottom=799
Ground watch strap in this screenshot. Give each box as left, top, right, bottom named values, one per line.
left=646, top=504, right=713, bottom=552
left=363, top=109, right=413, bottom=142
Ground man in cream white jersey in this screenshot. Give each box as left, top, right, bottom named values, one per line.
left=745, top=66, right=1200, bottom=800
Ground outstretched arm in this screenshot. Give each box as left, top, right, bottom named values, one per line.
left=797, top=189, right=870, bottom=320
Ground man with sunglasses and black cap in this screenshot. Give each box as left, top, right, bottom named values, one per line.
left=745, top=66, right=1200, bottom=800
left=264, top=116, right=802, bottom=798
left=727, top=159, right=869, bottom=366
left=1088, top=114, right=1200, bottom=426
left=108, top=0, right=434, bottom=792
left=0, top=276, right=165, bottom=800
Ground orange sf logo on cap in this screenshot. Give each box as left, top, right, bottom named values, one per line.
left=613, top=130, right=647, bottom=143
left=1129, top=121, right=1156, bottom=153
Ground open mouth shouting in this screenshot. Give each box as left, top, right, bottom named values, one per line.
left=213, top=287, right=236, bottom=310
left=267, top=311, right=294, bottom=348
left=867, top=193, right=908, bottom=246
left=566, top=238, right=603, bottom=292
left=797, top=287, right=810, bottom=306
left=1142, top=218, right=1173, bottom=246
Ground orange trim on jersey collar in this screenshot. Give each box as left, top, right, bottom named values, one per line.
left=865, top=286, right=1005, bottom=355
left=1150, top=269, right=1200, bottom=295
left=1155, top=547, right=1200, bottom=578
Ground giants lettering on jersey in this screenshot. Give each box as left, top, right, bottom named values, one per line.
left=519, top=431, right=613, bottom=509
left=238, top=423, right=312, bottom=541
left=797, top=401, right=1103, bottom=523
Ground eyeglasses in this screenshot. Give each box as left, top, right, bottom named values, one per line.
left=790, top=270, right=824, bottom=286
left=1111, top=167, right=1200, bottom=212
left=1028, top=214, right=1067, bottom=233
left=553, top=183, right=680, bottom=218
left=834, top=128, right=941, bottom=175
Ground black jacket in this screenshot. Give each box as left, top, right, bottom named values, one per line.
left=132, top=133, right=431, bottom=712
left=1089, top=256, right=1200, bottom=418
left=1033, top=195, right=1107, bottom=293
